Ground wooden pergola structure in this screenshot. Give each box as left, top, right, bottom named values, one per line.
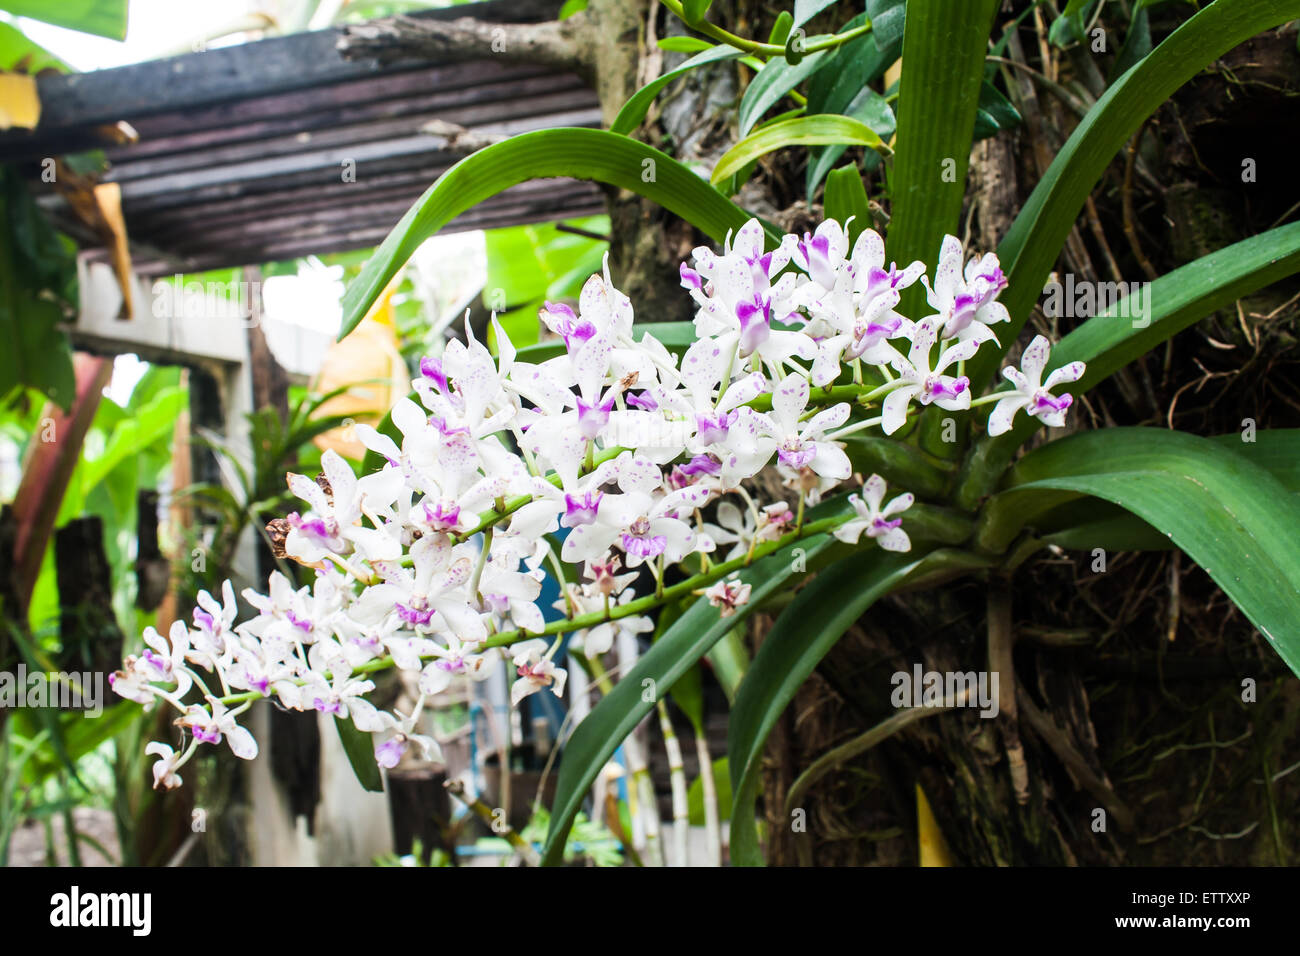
left=0, top=0, right=602, bottom=276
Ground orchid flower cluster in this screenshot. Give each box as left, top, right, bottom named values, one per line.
left=112, top=218, right=1084, bottom=790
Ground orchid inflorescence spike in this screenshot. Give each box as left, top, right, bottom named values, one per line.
left=112, top=218, right=1083, bottom=788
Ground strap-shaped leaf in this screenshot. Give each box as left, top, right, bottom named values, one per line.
left=737, top=44, right=834, bottom=137
left=1039, top=505, right=1171, bottom=553
left=823, top=166, right=873, bottom=245
left=972, top=79, right=1022, bottom=138
left=885, top=0, right=1000, bottom=298
left=806, top=88, right=896, bottom=198
left=792, top=0, right=839, bottom=30
left=611, top=45, right=745, bottom=135
left=657, top=36, right=713, bottom=54
left=1030, top=431, right=1300, bottom=551
left=712, top=115, right=886, bottom=186
left=970, top=0, right=1300, bottom=391
left=540, top=512, right=852, bottom=865
left=957, top=220, right=1300, bottom=508
left=338, top=129, right=780, bottom=338
left=1047, top=0, right=1096, bottom=47
left=335, top=716, right=383, bottom=792
left=986, top=428, right=1300, bottom=676
left=805, top=1, right=904, bottom=117
left=681, top=0, right=713, bottom=26
left=727, top=548, right=991, bottom=865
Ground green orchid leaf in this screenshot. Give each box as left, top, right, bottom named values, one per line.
left=823, top=166, right=873, bottom=246
left=612, top=45, right=745, bottom=135
left=712, top=115, right=886, bottom=187
left=972, top=79, right=1022, bottom=139
left=983, top=429, right=1300, bottom=677
left=335, top=716, right=384, bottom=793
left=806, top=86, right=896, bottom=197
left=339, top=129, right=782, bottom=339
left=768, top=10, right=794, bottom=48
left=1047, top=0, right=1095, bottom=48
left=736, top=46, right=833, bottom=137
left=657, top=36, right=714, bottom=53
left=792, top=0, right=840, bottom=30
left=1028, top=431, right=1300, bottom=552
left=681, top=0, right=713, bottom=26
left=885, top=0, right=1000, bottom=306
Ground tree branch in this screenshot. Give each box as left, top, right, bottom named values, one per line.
left=336, top=13, right=593, bottom=76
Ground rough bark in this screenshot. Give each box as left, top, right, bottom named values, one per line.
left=337, top=13, right=592, bottom=77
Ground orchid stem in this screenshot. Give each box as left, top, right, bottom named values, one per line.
left=469, top=527, right=492, bottom=602
left=214, top=511, right=852, bottom=708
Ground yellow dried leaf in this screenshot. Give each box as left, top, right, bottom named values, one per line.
left=0, top=72, right=40, bottom=130
left=917, top=781, right=954, bottom=866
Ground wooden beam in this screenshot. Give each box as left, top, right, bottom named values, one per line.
left=105, top=67, right=584, bottom=162
left=24, top=0, right=565, bottom=132
left=185, top=176, right=599, bottom=233
left=102, top=86, right=597, bottom=184
left=134, top=175, right=601, bottom=241
left=125, top=198, right=606, bottom=273
left=104, top=106, right=599, bottom=200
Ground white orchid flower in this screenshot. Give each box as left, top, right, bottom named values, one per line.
left=988, top=336, right=1086, bottom=435
left=759, top=374, right=852, bottom=481
left=922, top=235, right=1010, bottom=344
left=176, top=697, right=258, bottom=759
left=833, top=474, right=914, bottom=551
left=509, top=639, right=568, bottom=707
left=879, top=318, right=979, bottom=435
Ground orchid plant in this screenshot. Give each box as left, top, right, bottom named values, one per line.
left=113, top=217, right=1079, bottom=791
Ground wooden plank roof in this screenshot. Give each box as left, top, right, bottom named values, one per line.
left=0, top=0, right=603, bottom=274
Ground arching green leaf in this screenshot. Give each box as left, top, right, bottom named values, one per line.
left=339, top=129, right=781, bottom=339
left=984, top=429, right=1300, bottom=676
left=712, top=115, right=886, bottom=186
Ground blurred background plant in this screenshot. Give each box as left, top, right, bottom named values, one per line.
left=0, top=0, right=611, bottom=867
